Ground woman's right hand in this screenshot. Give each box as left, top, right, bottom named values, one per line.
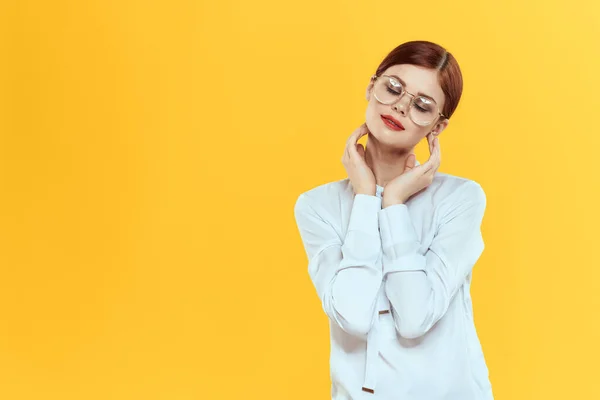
left=341, top=123, right=376, bottom=196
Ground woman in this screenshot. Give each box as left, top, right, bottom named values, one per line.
left=293, top=41, right=493, bottom=399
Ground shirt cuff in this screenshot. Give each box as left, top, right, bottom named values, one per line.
left=347, top=194, right=382, bottom=235
left=378, top=204, right=426, bottom=275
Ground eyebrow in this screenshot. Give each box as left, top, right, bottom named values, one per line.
left=388, top=75, right=437, bottom=103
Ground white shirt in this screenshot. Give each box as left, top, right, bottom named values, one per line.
left=293, top=161, right=494, bottom=400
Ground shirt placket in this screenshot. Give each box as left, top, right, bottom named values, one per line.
left=361, top=269, right=391, bottom=395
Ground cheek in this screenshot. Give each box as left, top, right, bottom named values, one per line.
left=365, top=104, right=381, bottom=133
left=365, top=101, right=382, bottom=122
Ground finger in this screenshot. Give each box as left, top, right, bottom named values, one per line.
left=428, top=134, right=433, bottom=154
left=346, top=126, right=361, bottom=149
left=424, top=134, right=440, bottom=170
left=343, top=136, right=350, bottom=160
left=420, top=160, right=436, bottom=174
left=353, top=122, right=369, bottom=137
left=408, top=136, right=437, bottom=176
left=404, top=153, right=416, bottom=172
left=348, top=126, right=369, bottom=159
left=431, top=136, right=440, bottom=168
left=348, top=141, right=360, bottom=161
left=354, top=124, right=369, bottom=145
left=345, top=133, right=354, bottom=152
left=420, top=153, right=437, bottom=174
left=346, top=124, right=368, bottom=153
left=428, top=137, right=441, bottom=174
left=345, top=126, right=362, bottom=158
left=344, top=133, right=356, bottom=160
left=426, top=134, right=435, bottom=162
left=356, top=143, right=365, bottom=159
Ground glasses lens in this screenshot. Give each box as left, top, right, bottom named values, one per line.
left=373, top=76, right=439, bottom=126
left=409, top=96, right=438, bottom=126
left=373, top=76, right=403, bottom=104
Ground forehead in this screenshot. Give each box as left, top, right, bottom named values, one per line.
left=382, top=64, right=445, bottom=107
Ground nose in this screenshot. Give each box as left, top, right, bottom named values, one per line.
left=392, top=94, right=410, bottom=115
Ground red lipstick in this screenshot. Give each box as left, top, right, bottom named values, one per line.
left=381, top=115, right=404, bottom=131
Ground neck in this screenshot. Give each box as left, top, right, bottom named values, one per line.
left=364, top=133, right=414, bottom=187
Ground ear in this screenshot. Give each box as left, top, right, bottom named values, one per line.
left=430, top=118, right=449, bottom=137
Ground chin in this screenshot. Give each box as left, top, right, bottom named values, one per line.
left=369, top=126, right=419, bottom=152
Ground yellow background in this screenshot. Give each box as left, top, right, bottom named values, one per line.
left=1, top=0, right=599, bottom=399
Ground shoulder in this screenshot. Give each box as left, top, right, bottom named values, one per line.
left=431, top=171, right=486, bottom=204
left=293, top=178, right=352, bottom=231
left=430, top=172, right=487, bottom=224
left=294, top=178, right=350, bottom=209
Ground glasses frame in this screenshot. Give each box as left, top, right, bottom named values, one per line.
left=371, top=74, right=447, bottom=127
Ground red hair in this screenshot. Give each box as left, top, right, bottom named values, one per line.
left=374, top=41, right=463, bottom=120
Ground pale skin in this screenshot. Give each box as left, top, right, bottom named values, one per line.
left=341, top=64, right=450, bottom=208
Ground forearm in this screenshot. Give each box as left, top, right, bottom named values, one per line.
left=323, top=194, right=384, bottom=337
left=378, top=183, right=487, bottom=339
left=378, top=203, right=450, bottom=339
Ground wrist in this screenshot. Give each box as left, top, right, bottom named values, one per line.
left=382, top=195, right=406, bottom=208
left=355, top=185, right=376, bottom=196
left=356, top=191, right=376, bottom=197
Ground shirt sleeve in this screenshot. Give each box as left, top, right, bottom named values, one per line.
left=377, top=181, right=487, bottom=339
left=294, top=193, right=384, bottom=338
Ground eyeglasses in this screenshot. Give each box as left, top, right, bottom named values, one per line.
left=371, top=74, right=447, bottom=126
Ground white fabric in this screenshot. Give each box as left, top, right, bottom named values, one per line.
left=294, top=163, right=494, bottom=400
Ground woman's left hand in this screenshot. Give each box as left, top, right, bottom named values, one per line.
left=382, top=133, right=441, bottom=208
